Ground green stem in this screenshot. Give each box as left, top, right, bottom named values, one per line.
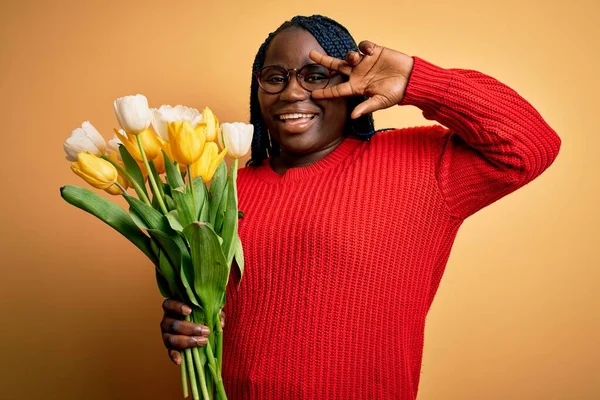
left=192, top=347, right=210, bottom=400
left=186, top=314, right=210, bottom=400
left=188, top=165, right=197, bottom=220
left=136, top=134, right=168, bottom=214
left=181, top=353, right=189, bottom=398
left=205, top=337, right=227, bottom=400
left=216, top=313, right=223, bottom=374
left=101, top=154, right=151, bottom=205
left=113, top=181, right=127, bottom=194
left=184, top=348, right=200, bottom=400
left=233, top=158, right=239, bottom=204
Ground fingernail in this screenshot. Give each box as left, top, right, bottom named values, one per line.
left=194, top=325, right=210, bottom=336
left=193, top=336, right=208, bottom=345
left=182, top=306, right=192, bottom=315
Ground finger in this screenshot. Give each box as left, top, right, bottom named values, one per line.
left=358, top=40, right=377, bottom=56
left=220, top=311, right=225, bottom=329
left=169, top=349, right=182, bottom=365
left=308, top=50, right=352, bottom=75
left=161, top=316, right=210, bottom=336
left=163, top=333, right=208, bottom=350
left=162, top=299, right=192, bottom=317
left=351, top=97, right=384, bottom=119
left=311, top=82, right=355, bottom=100
left=345, top=51, right=362, bottom=67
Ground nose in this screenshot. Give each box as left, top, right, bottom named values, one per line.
left=279, top=73, right=309, bottom=102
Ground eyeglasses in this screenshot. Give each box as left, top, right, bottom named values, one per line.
left=254, top=63, right=336, bottom=94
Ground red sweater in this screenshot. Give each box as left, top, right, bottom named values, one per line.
left=222, top=57, right=561, bottom=399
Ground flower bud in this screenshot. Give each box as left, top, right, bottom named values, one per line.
left=114, top=94, right=153, bottom=135
left=191, top=142, right=228, bottom=183
left=220, top=122, right=253, bottom=159
left=202, top=107, right=219, bottom=142
left=64, top=121, right=106, bottom=161
left=167, top=120, right=206, bottom=166
left=71, top=152, right=118, bottom=190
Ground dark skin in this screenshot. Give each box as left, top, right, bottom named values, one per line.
left=161, top=27, right=415, bottom=365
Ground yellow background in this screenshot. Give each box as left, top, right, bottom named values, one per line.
left=1, top=0, right=598, bottom=399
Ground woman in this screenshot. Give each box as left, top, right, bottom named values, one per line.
left=160, top=15, right=561, bottom=399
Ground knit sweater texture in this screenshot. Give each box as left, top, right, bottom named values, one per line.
left=221, top=57, right=561, bottom=399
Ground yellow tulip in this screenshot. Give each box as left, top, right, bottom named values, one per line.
left=167, top=120, right=206, bottom=166
left=71, top=152, right=118, bottom=190
left=104, top=151, right=130, bottom=195
left=161, top=141, right=187, bottom=173
left=105, top=171, right=130, bottom=195
left=202, top=107, right=219, bottom=142
left=191, top=142, right=228, bottom=183
left=115, top=128, right=162, bottom=162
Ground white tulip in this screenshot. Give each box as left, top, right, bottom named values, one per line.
left=152, top=105, right=202, bottom=142
left=106, top=133, right=124, bottom=160
left=220, top=122, right=253, bottom=159
left=63, top=121, right=107, bottom=161
left=114, top=94, right=153, bottom=135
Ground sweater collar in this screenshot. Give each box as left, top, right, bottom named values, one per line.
left=253, top=137, right=363, bottom=183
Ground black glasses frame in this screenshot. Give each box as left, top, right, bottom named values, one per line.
left=254, top=63, right=337, bottom=94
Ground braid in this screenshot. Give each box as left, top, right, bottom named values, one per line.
left=247, top=15, right=376, bottom=167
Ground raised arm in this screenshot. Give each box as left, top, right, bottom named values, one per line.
left=401, top=57, right=561, bottom=218
left=310, top=41, right=561, bottom=218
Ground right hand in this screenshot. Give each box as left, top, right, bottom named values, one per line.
left=160, top=299, right=211, bottom=365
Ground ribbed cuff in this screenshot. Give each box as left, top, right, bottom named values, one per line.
left=399, top=56, right=456, bottom=111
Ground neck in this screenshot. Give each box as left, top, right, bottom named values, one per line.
left=271, top=137, right=344, bottom=175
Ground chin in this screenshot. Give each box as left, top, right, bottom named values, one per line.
left=274, top=129, right=325, bottom=155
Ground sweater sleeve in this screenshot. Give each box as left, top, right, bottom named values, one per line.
left=399, top=57, right=561, bottom=219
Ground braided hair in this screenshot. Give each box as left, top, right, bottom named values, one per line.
left=247, top=15, right=376, bottom=167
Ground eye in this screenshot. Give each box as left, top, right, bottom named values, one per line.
left=300, top=65, right=330, bottom=83
left=304, top=73, right=328, bottom=83
left=265, top=75, right=286, bottom=84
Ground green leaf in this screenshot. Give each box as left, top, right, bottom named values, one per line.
left=221, top=175, right=238, bottom=267
left=208, top=161, right=227, bottom=227
left=181, top=249, right=201, bottom=308
left=183, top=222, right=229, bottom=330
left=214, top=187, right=228, bottom=235
left=171, top=187, right=195, bottom=227
left=119, top=144, right=149, bottom=199
left=193, top=177, right=208, bottom=222
left=155, top=256, right=172, bottom=298
left=164, top=194, right=177, bottom=211
left=148, top=160, right=166, bottom=209
left=166, top=210, right=184, bottom=232
left=148, top=228, right=199, bottom=307
left=123, top=193, right=171, bottom=233
left=60, top=185, right=157, bottom=264
left=234, top=234, right=245, bottom=280
left=163, top=150, right=185, bottom=189
left=129, top=206, right=149, bottom=230
left=157, top=249, right=180, bottom=299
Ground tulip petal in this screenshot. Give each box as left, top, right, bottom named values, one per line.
left=82, top=121, right=107, bottom=154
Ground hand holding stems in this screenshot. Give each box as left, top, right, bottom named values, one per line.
left=161, top=299, right=226, bottom=364
left=308, top=40, right=415, bottom=119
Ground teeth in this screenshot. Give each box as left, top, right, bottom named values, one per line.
left=278, top=113, right=315, bottom=121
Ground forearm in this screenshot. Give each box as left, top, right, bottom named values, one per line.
left=400, top=57, right=561, bottom=185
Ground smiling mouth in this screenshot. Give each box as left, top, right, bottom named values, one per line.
left=276, top=113, right=317, bottom=122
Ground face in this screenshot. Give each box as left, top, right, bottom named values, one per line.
left=258, top=28, right=348, bottom=156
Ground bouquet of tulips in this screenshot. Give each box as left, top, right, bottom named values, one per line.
left=60, top=94, right=253, bottom=400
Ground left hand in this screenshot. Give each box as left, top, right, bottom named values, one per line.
left=309, top=40, right=414, bottom=119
